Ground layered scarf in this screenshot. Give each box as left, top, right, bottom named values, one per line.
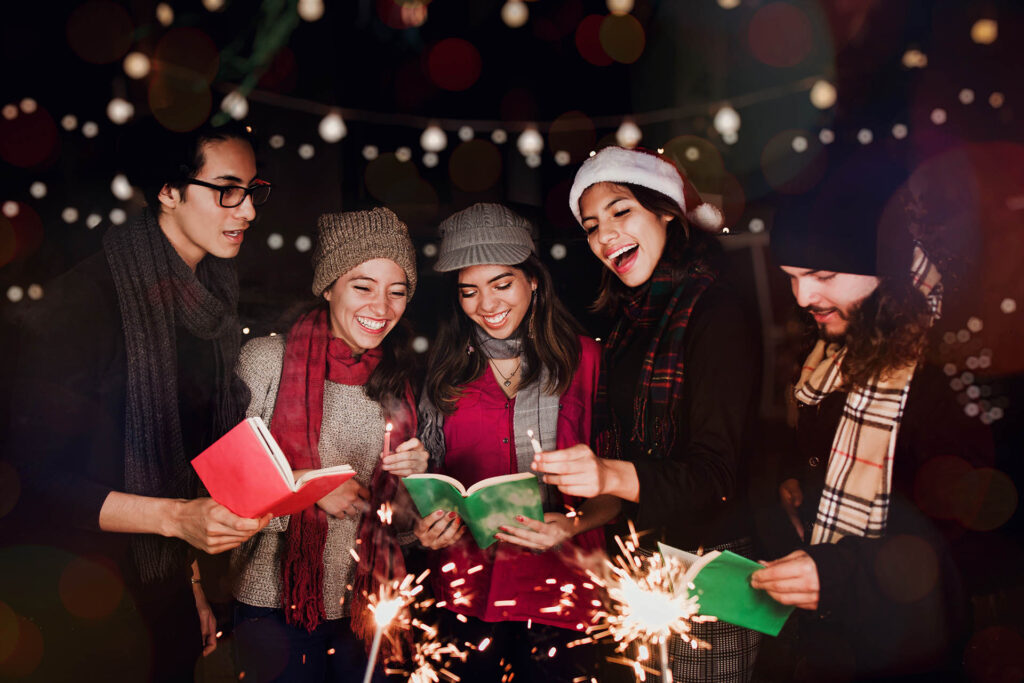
left=103, top=209, right=243, bottom=583
left=595, top=252, right=717, bottom=459
left=418, top=328, right=562, bottom=510
left=798, top=245, right=943, bottom=545
left=272, top=307, right=412, bottom=632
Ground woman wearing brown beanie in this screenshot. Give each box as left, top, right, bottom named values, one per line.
left=415, top=202, right=619, bottom=683
left=230, top=207, right=428, bottom=682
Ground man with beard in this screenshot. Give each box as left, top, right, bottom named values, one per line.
left=2, top=121, right=273, bottom=682
left=750, top=153, right=992, bottom=681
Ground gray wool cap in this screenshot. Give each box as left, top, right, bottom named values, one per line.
left=435, top=203, right=536, bottom=272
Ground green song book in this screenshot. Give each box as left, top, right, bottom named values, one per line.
left=658, top=542, right=794, bottom=637
left=402, top=472, right=544, bottom=549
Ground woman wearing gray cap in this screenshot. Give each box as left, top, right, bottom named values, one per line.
left=416, top=202, right=619, bottom=682
left=533, top=147, right=762, bottom=682
left=230, top=207, right=428, bottom=682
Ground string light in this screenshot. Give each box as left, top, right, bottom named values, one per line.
left=607, top=0, right=635, bottom=15
left=809, top=80, right=837, bottom=109
left=420, top=124, right=447, bottom=152
left=362, top=145, right=379, bottom=160
left=971, top=19, right=998, bottom=45
left=202, top=0, right=225, bottom=12
left=959, top=88, right=975, bottom=105
left=422, top=243, right=437, bottom=257
left=220, top=91, right=249, bottom=120
left=550, top=243, right=567, bottom=260
left=1, top=105, right=16, bottom=120
left=82, top=121, right=99, bottom=138
left=106, top=98, right=134, bottom=125
left=749, top=218, right=765, bottom=233
left=554, top=150, right=571, bottom=166
left=616, top=119, right=642, bottom=148
left=86, top=214, right=102, bottom=229
left=516, top=127, right=544, bottom=157
left=298, top=144, right=315, bottom=159
left=109, top=208, right=126, bottom=225
left=7, top=286, right=24, bottom=303
left=123, top=52, right=151, bottom=79
left=930, top=108, right=947, bottom=125
left=857, top=128, right=873, bottom=144
left=61, top=114, right=78, bottom=131
left=269, top=135, right=285, bottom=149
left=267, top=233, right=284, bottom=250
left=902, top=49, right=928, bottom=68
left=29, top=182, right=46, bottom=199
left=1000, top=298, right=1016, bottom=314
left=20, top=98, right=37, bottom=114
left=318, top=112, right=347, bottom=142
left=713, top=105, right=740, bottom=137
left=61, top=207, right=79, bottom=223
left=298, top=0, right=325, bottom=22
left=1, top=202, right=18, bottom=218
left=395, top=146, right=412, bottom=162
left=525, top=153, right=541, bottom=168
left=819, top=128, right=835, bottom=144
left=422, top=152, right=439, bottom=168
left=491, top=129, right=508, bottom=144
left=155, top=3, right=174, bottom=25
left=111, top=174, right=133, bottom=201
left=501, top=1, right=528, bottom=28
left=458, top=126, right=474, bottom=141
left=892, top=123, right=908, bottom=139
left=412, top=336, right=429, bottom=353
left=295, top=236, right=312, bottom=253
left=684, top=146, right=700, bottom=161
left=791, top=135, right=808, bottom=153
left=716, top=0, right=740, bottom=8
left=989, top=92, right=1004, bottom=108
left=26, top=284, right=43, bottom=300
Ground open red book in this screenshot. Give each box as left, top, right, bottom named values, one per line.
left=191, top=417, right=356, bottom=518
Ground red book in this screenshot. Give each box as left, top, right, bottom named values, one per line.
left=191, top=417, right=356, bottom=518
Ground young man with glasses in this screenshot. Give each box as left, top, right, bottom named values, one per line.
left=3, top=121, right=273, bottom=681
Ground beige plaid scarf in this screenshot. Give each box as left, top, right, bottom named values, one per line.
left=796, top=245, right=942, bottom=545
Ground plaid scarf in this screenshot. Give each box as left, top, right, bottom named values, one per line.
left=798, top=245, right=942, bottom=544
left=596, top=253, right=716, bottom=458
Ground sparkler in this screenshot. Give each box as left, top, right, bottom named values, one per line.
left=363, top=591, right=405, bottom=683
left=383, top=421, right=393, bottom=456
left=579, top=522, right=711, bottom=682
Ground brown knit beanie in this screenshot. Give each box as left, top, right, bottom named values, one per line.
left=311, top=207, right=417, bottom=298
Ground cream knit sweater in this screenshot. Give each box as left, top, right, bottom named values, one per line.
left=230, top=335, right=386, bottom=619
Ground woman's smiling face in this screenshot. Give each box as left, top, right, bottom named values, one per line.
left=457, top=264, right=536, bottom=339
left=579, top=182, right=673, bottom=288
left=323, top=258, right=408, bottom=353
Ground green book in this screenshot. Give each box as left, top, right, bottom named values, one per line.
left=658, top=542, right=794, bottom=637
left=402, top=472, right=544, bottom=549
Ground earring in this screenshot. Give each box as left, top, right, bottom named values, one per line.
left=466, top=343, right=475, bottom=355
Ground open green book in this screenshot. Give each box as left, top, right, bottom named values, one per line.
left=658, top=542, right=794, bottom=637
left=403, top=472, right=543, bottom=549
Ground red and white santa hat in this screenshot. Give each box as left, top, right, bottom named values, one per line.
left=568, top=146, right=724, bottom=232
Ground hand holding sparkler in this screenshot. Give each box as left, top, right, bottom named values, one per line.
left=382, top=436, right=430, bottom=477
left=531, top=443, right=638, bottom=500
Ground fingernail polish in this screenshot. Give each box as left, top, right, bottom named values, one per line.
left=516, top=515, right=524, bottom=522
left=448, top=511, right=457, bottom=519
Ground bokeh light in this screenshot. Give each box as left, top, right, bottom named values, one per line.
left=971, top=19, right=998, bottom=45
left=0, top=613, right=43, bottom=678
left=873, top=535, right=939, bottom=603
left=220, top=91, right=248, bottom=120
left=599, top=14, right=646, bottom=64
left=427, top=39, right=482, bottom=91
left=318, top=112, right=346, bottom=142
left=892, top=123, right=908, bottom=139
left=548, top=111, right=594, bottom=163
left=422, top=243, right=437, bottom=258
left=819, top=128, right=835, bottom=144
left=457, top=126, right=474, bottom=142
left=761, top=129, right=827, bottom=194
left=362, top=144, right=379, bottom=160
left=422, top=152, right=438, bottom=168
left=412, top=336, right=430, bottom=353
left=420, top=124, right=447, bottom=152
left=28, top=182, right=46, bottom=199
left=106, top=98, right=134, bottom=125
left=959, top=88, right=975, bottom=105
left=82, top=121, right=99, bottom=138
left=156, top=2, right=174, bottom=26
left=717, top=0, right=740, bottom=8
left=61, top=207, right=79, bottom=223
left=19, top=99, right=37, bottom=115
left=267, top=233, right=283, bottom=250
left=516, top=127, right=544, bottom=157
left=60, top=114, right=78, bottom=131
left=449, top=140, right=502, bottom=192
left=576, top=15, right=612, bottom=66
left=202, top=0, right=225, bottom=11
left=616, top=119, right=642, bottom=148
left=491, top=129, right=508, bottom=144
left=110, top=174, right=133, bottom=201
left=1, top=105, right=16, bottom=121
left=150, top=27, right=219, bottom=131
left=930, top=108, right=947, bottom=125
left=298, top=0, right=325, bottom=22
left=86, top=214, right=102, bottom=229
left=989, top=92, right=1004, bottom=108
left=749, top=218, right=765, bottom=233
left=857, top=128, right=873, bottom=144
left=269, top=134, right=285, bottom=149
left=748, top=3, right=813, bottom=68
left=396, top=146, right=412, bottom=162
left=109, top=209, right=126, bottom=225
left=298, top=144, right=315, bottom=159
left=713, top=106, right=741, bottom=137
left=295, top=236, right=312, bottom=253
left=501, top=1, right=528, bottom=29
left=554, top=150, right=571, bottom=166
left=809, top=80, right=837, bottom=109
left=59, top=556, right=124, bottom=619
left=901, top=49, right=928, bottom=68
left=123, top=52, right=151, bottom=79
left=66, top=0, right=134, bottom=65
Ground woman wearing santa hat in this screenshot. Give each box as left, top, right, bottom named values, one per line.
left=533, top=146, right=762, bottom=682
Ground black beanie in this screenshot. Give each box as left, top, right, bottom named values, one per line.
left=770, top=150, right=914, bottom=277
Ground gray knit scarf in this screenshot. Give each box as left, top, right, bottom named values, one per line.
left=419, top=327, right=562, bottom=511
left=103, top=209, right=243, bottom=583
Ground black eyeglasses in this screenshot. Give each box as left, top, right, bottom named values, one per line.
left=186, top=178, right=272, bottom=208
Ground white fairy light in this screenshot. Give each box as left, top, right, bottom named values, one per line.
left=959, top=89, right=975, bottom=105
left=809, top=80, right=837, bottom=109
left=422, top=243, right=438, bottom=258
left=86, top=214, right=102, bottom=229
left=607, top=0, right=634, bottom=14
left=1, top=104, right=16, bottom=120
left=107, top=98, right=134, bottom=125
left=422, top=152, right=439, bottom=168
left=156, top=3, right=174, bottom=26
left=989, top=92, right=1004, bottom=109
left=554, top=150, right=570, bottom=166
left=109, top=208, right=127, bottom=225
left=930, top=108, right=947, bottom=125
left=491, top=129, right=508, bottom=144
left=616, top=119, right=642, bottom=148
left=501, top=1, right=528, bottom=28
left=517, top=128, right=544, bottom=157
left=2, top=202, right=18, bottom=218
left=943, top=363, right=957, bottom=376
left=412, top=336, right=430, bottom=353
left=458, top=126, right=474, bottom=142
left=713, top=106, right=740, bottom=136
left=819, top=128, right=835, bottom=144
left=901, top=49, right=927, bottom=68
left=297, top=0, right=324, bottom=22
left=967, top=316, right=983, bottom=333
left=61, top=207, right=79, bottom=223
left=220, top=91, right=248, bottom=120
left=956, top=329, right=971, bottom=343
left=420, top=124, right=447, bottom=152
left=82, top=121, right=99, bottom=138
left=892, top=124, right=908, bottom=139
left=295, top=236, right=313, bottom=253
left=362, top=145, right=379, bottom=160
left=202, top=0, right=225, bottom=11
left=857, top=128, right=873, bottom=145
left=7, top=286, right=24, bottom=303
left=396, top=146, right=412, bottom=162
left=749, top=218, right=765, bottom=233
left=525, top=153, right=541, bottom=168
left=267, top=233, right=284, bottom=250
left=318, top=112, right=346, bottom=143
left=792, top=136, right=808, bottom=153
left=685, top=146, right=700, bottom=161
left=550, top=243, right=567, bottom=260
left=111, top=173, right=134, bottom=201
left=269, top=135, right=285, bottom=149
left=123, top=52, right=151, bottom=79
left=29, top=182, right=46, bottom=199
left=721, top=130, right=738, bottom=145
left=61, top=114, right=78, bottom=131
left=1000, top=298, right=1016, bottom=314
left=298, top=144, right=315, bottom=160
left=20, top=98, right=37, bottom=114
left=26, top=284, right=43, bottom=301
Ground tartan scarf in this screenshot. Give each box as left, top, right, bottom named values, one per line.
left=595, top=253, right=717, bottom=458
left=798, top=245, right=942, bottom=545
left=273, top=307, right=385, bottom=631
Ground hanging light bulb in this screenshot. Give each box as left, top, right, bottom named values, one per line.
left=501, top=1, right=528, bottom=28
left=615, top=119, right=642, bottom=148
left=220, top=91, right=248, bottom=120
left=516, top=127, right=544, bottom=157
left=318, top=112, right=346, bottom=142
left=809, top=80, right=837, bottom=109
left=106, top=98, right=134, bottom=125
left=123, top=52, right=151, bottom=79
left=713, top=106, right=740, bottom=137
left=420, top=124, right=447, bottom=152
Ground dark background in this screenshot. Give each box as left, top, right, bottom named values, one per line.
left=2, top=0, right=1023, bottom=677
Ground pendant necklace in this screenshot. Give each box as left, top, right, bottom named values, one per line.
left=489, top=358, right=521, bottom=388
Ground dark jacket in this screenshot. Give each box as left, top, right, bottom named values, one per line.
left=769, top=364, right=994, bottom=681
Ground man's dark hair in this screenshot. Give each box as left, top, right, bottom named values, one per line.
left=118, top=120, right=257, bottom=215
left=801, top=275, right=932, bottom=390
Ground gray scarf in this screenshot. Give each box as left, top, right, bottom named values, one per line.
left=104, top=209, right=244, bottom=583
left=419, top=328, right=562, bottom=511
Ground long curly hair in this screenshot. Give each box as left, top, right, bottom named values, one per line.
left=802, top=275, right=933, bottom=390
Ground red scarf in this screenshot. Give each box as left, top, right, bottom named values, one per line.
left=272, top=307, right=390, bottom=631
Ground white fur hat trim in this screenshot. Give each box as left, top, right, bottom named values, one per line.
left=568, top=146, right=724, bottom=232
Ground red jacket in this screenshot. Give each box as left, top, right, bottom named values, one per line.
left=431, top=336, right=604, bottom=630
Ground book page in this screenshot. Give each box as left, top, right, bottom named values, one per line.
left=249, top=417, right=295, bottom=488
left=402, top=475, right=466, bottom=518
left=464, top=471, right=537, bottom=497
left=294, top=465, right=355, bottom=488
left=403, top=473, right=467, bottom=496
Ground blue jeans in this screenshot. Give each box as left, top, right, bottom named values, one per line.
left=232, top=603, right=388, bottom=683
